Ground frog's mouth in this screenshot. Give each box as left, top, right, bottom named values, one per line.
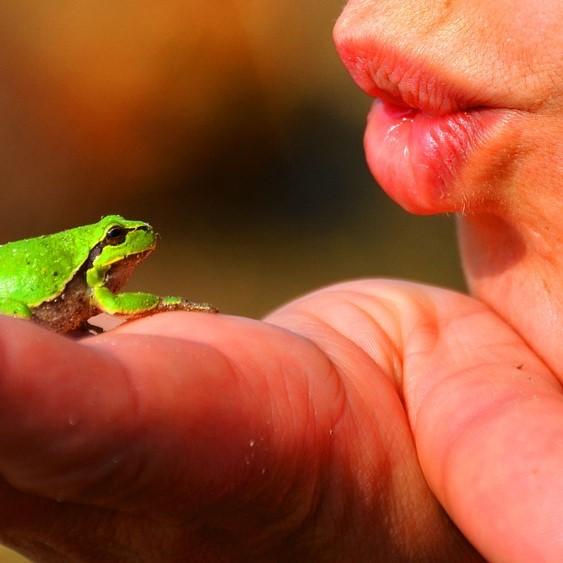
left=105, top=249, right=154, bottom=293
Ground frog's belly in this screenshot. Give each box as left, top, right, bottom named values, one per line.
left=32, top=274, right=96, bottom=333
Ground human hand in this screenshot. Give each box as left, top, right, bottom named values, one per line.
left=0, top=280, right=560, bottom=561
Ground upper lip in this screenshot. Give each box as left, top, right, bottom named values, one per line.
left=334, top=39, right=489, bottom=116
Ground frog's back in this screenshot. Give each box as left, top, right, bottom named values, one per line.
left=0, top=225, right=100, bottom=307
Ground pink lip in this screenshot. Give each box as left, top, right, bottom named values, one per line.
left=365, top=101, right=504, bottom=213
left=336, top=44, right=511, bottom=213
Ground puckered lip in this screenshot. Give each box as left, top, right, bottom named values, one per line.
left=333, top=35, right=517, bottom=214
left=335, top=40, right=494, bottom=116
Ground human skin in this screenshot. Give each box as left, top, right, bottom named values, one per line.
left=0, top=1, right=561, bottom=562
left=334, top=0, right=563, bottom=378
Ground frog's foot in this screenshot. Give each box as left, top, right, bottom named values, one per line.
left=160, top=297, right=219, bottom=314
left=0, top=299, right=32, bottom=320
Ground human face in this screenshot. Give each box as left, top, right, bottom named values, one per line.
left=334, top=0, right=563, bottom=375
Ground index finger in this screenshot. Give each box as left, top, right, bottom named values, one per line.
left=0, top=313, right=339, bottom=514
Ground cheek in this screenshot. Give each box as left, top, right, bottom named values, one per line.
left=512, top=119, right=563, bottom=211
left=458, top=111, right=563, bottom=216
left=489, top=2, right=563, bottom=102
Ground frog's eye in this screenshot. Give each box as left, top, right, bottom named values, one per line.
left=106, top=226, right=128, bottom=245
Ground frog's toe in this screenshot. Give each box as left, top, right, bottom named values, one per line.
left=81, top=320, right=105, bottom=335
left=178, top=300, right=219, bottom=314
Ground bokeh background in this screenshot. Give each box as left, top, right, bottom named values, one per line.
left=0, top=2, right=463, bottom=560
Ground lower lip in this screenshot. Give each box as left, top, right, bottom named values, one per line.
left=364, top=100, right=503, bottom=214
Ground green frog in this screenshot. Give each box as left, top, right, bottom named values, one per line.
left=0, top=215, right=217, bottom=333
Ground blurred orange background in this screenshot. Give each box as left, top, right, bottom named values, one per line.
left=0, top=2, right=464, bottom=560
left=0, top=1, right=464, bottom=321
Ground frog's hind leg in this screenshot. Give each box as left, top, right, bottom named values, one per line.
left=0, top=299, right=32, bottom=320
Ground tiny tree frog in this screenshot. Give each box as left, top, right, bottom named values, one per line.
left=0, top=215, right=217, bottom=333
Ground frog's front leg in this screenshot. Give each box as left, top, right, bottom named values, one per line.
left=0, top=299, right=33, bottom=320
left=92, top=287, right=218, bottom=318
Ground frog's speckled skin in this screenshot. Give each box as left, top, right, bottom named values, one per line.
left=0, top=216, right=147, bottom=307
left=0, top=215, right=217, bottom=333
